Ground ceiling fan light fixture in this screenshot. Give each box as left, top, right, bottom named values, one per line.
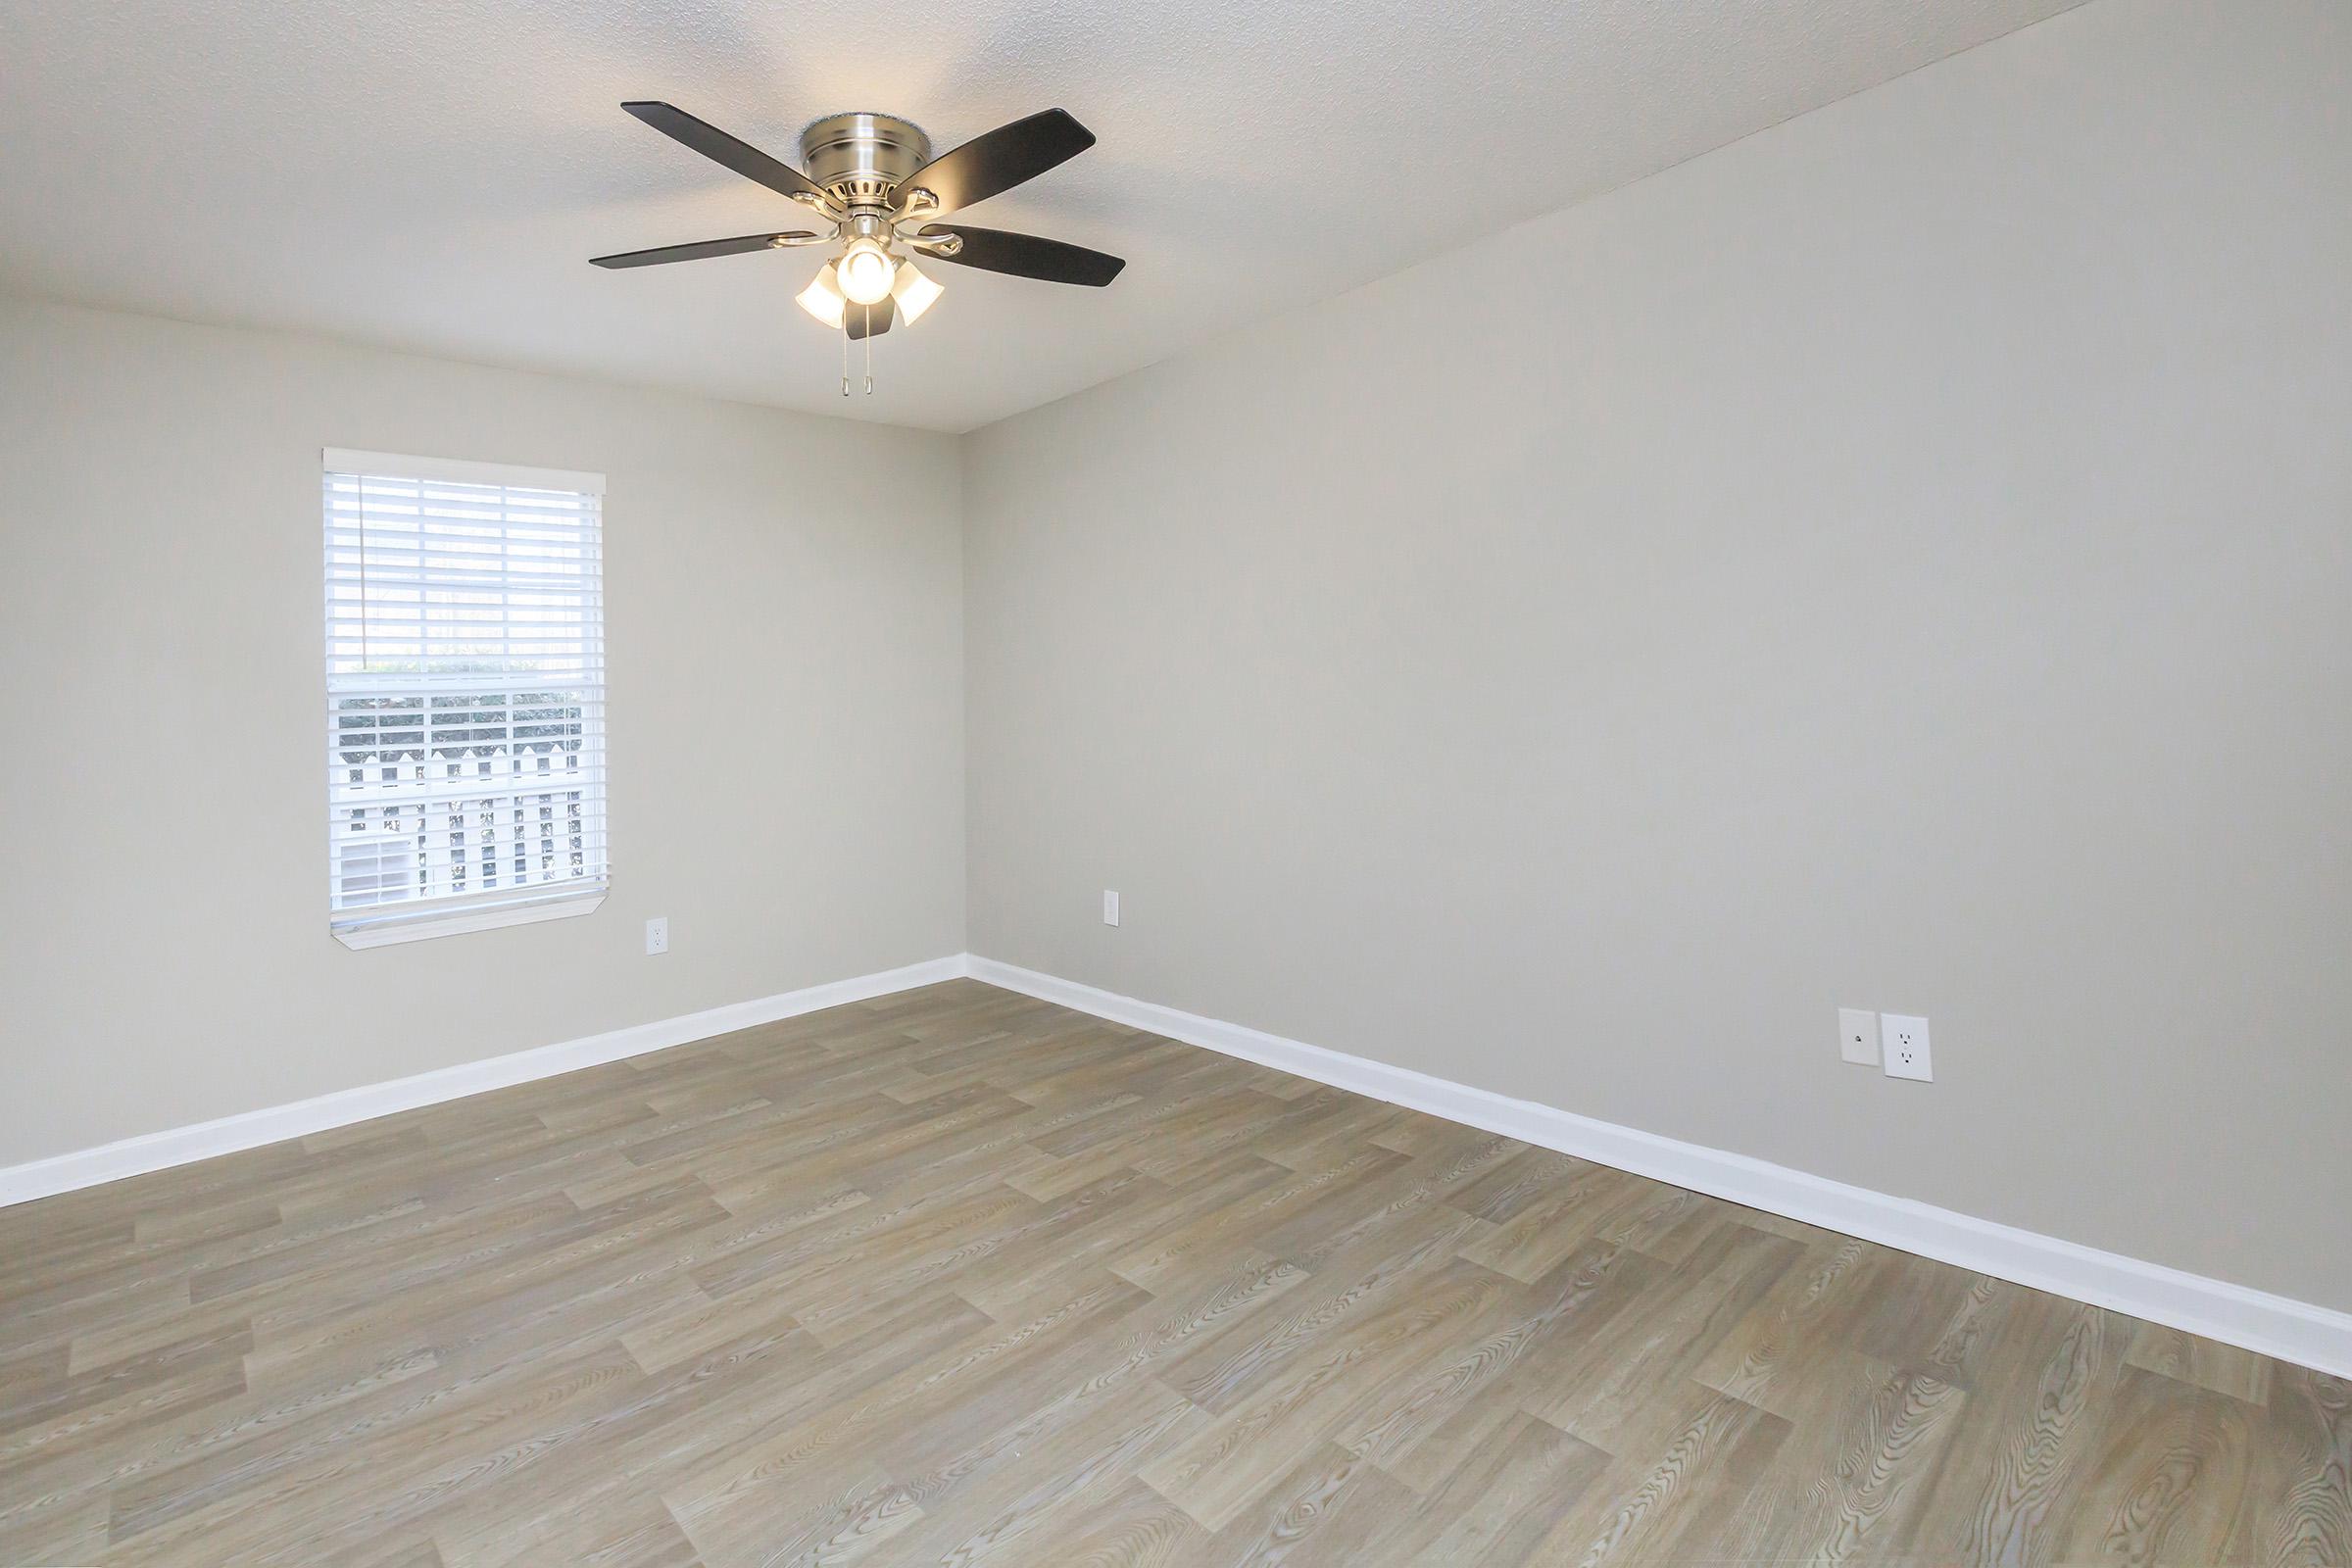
left=795, top=262, right=847, bottom=328
left=891, top=259, right=943, bottom=323
left=595, top=102, right=1126, bottom=369
left=837, top=237, right=896, bottom=305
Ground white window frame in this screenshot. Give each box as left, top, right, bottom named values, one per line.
left=323, top=448, right=610, bottom=949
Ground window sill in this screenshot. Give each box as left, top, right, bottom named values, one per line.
left=332, top=891, right=607, bottom=951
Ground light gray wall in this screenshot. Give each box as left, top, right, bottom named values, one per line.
left=964, top=0, right=2352, bottom=1309
left=0, top=296, right=965, bottom=1165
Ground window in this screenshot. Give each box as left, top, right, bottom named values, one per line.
left=323, top=449, right=608, bottom=948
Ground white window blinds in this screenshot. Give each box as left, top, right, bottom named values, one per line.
left=323, top=449, right=609, bottom=938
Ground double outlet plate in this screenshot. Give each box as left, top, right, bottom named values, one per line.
left=1839, top=1006, right=1932, bottom=1081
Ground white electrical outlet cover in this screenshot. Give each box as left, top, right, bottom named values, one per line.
left=1881, top=1013, right=1932, bottom=1081
left=1102, top=890, right=1120, bottom=927
left=1838, top=1007, right=1880, bottom=1066
left=645, top=916, right=669, bottom=956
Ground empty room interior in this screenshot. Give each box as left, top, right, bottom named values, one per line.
left=3, top=1, right=2350, bottom=1563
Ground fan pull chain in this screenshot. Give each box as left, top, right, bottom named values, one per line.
left=841, top=328, right=850, bottom=398
left=864, top=315, right=874, bottom=396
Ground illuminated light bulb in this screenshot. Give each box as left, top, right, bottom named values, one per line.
left=837, top=238, right=896, bottom=305
left=890, top=259, right=943, bottom=324
left=795, top=263, right=846, bottom=329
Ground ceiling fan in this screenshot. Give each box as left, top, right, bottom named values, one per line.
left=591, top=102, right=1123, bottom=384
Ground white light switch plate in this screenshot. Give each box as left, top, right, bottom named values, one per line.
left=1882, top=1013, right=1932, bottom=1081
left=1838, top=1007, right=1880, bottom=1066
left=1102, top=890, right=1119, bottom=927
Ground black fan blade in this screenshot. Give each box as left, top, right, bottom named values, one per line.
left=920, top=224, right=1125, bottom=287
left=846, top=296, right=897, bottom=339
left=894, top=109, right=1095, bottom=215
left=621, top=102, right=831, bottom=205
left=590, top=232, right=813, bottom=269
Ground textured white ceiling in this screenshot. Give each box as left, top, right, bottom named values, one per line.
left=0, top=0, right=2079, bottom=432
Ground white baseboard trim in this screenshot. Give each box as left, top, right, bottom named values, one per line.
left=0, top=955, right=970, bottom=1210
left=966, top=956, right=2352, bottom=1380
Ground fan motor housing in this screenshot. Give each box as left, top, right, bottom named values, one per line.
left=799, top=113, right=931, bottom=206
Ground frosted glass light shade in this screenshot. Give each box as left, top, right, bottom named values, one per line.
left=796, top=263, right=847, bottom=328
left=891, top=260, right=943, bottom=323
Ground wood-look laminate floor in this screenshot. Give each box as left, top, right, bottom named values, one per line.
left=3, top=980, right=2345, bottom=1566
